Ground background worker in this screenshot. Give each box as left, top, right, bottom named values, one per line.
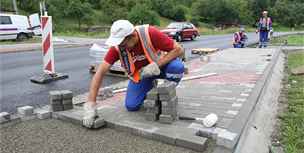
left=256, top=11, right=272, bottom=48
left=233, top=27, right=248, bottom=48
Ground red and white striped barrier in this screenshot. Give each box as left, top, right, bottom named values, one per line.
left=41, top=16, right=55, bottom=74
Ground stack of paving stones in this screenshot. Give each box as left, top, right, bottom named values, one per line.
left=49, top=90, right=73, bottom=112
left=144, top=88, right=161, bottom=121
left=158, top=81, right=178, bottom=124
left=98, top=87, right=114, bottom=100
left=143, top=80, right=178, bottom=124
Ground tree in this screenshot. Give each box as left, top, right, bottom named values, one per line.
left=192, top=0, right=239, bottom=25
left=127, top=4, right=160, bottom=25
left=66, top=0, right=94, bottom=29
left=272, top=0, right=304, bottom=27
left=172, top=5, right=187, bottom=21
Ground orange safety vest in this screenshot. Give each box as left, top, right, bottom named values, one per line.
left=115, top=25, right=159, bottom=83
left=233, top=32, right=241, bottom=44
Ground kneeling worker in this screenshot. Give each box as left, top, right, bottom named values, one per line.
left=233, top=27, right=248, bottom=48
left=83, top=20, right=185, bottom=127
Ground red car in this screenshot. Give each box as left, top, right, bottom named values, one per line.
left=161, top=22, right=200, bottom=42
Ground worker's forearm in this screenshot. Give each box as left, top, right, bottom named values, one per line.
left=88, top=63, right=110, bottom=103
left=88, top=73, right=103, bottom=103
left=157, top=43, right=183, bottom=67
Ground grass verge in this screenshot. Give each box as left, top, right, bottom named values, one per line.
left=271, top=34, right=304, bottom=46
left=279, top=51, right=304, bottom=153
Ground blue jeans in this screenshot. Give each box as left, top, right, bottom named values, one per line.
left=259, top=31, right=269, bottom=48
left=125, top=58, right=184, bottom=111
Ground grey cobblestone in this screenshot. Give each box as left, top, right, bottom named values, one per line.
left=0, top=112, right=11, bottom=123
left=17, top=106, right=34, bottom=116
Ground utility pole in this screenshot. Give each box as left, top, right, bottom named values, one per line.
left=12, top=0, right=18, bottom=14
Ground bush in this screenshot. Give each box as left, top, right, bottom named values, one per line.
left=172, top=5, right=187, bottom=21
left=128, top=4, right=160, bottom=26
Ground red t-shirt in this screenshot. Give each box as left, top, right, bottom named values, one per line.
left=104, top=26, right=174, bottom=70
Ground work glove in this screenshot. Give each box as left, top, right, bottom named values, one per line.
left=140, top=62, right=160, bottom=79
left=82, top=102, right=97, bottom=128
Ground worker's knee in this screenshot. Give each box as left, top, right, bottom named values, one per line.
left=166, top=58, right=184, bottom=74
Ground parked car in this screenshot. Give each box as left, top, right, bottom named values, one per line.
left=161, top=22, right=199, bottom=42
left=0, top=13, right=41, bottom=41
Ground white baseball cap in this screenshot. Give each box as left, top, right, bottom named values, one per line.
left=105, top=20, right=135, bottom=46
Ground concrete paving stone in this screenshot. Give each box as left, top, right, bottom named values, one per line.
left=152, top=128, right=177, bottom=145
left=60, top=90, right=73, bottom=99
left=49, top=99, right=62, bottom=105
left=93, top=117, right=106, bottom=129
left=226, top=110, right=238, bottom=116
left=50, top=104, right=64, bottom=112
left=146, top=88, right=159, bottom=100
left=49, top=90, right=62, bottom=101
left=145, top=107, right=160, bottom=114
left=236, top=98, right=247, bottom=102
left=217, top=118, right=233, bottom=128
left=216, top=129, right=238, bottom=149
left=179, top=109, right=236, bottom=119
left=143, top=99, right=157, bottom=108
left=145, top=113, right=159, bottom=121
left=195, top=126, right=224, bottom=139
left=0, top=112, right=11, bottom=123
left=161, top=107, right=177, bottom=117
left=179, top=97, right=236, bottom=106
left=121, top=120, right=159, bottom=139
left=161, top=96, right=178, bottom=108
left=63, top=104, right=74, bottom=110
left=17, top=106, right=34, bottom=116
left=179, top=103, right=239, bottom=115
left=178, top=100, right=240, bottom=111
left=231, top=103, right=242, bottom=108
left=240, top=93, right=249, bottom=97
left=175, top=133, right=208, bottom=152
left=159, top=114, right=175, bottom=124
left=34, top=109, right=52, bottom=119
left=62, top=99, right=73, bottom=105
left=159, top=90, right=176, bottom=101
left=157, top=81, right=176, bottom=94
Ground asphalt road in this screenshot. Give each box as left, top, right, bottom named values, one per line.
left=0, top=32, right=290, bottom=113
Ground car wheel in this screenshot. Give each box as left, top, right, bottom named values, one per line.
left=17, top=33, right=28, bottom=41
left=176, top=34, right=182, bottom=42
left=191, top=34, right=196, bottom=40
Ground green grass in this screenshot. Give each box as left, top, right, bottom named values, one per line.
left=280, top=51, right=304, bottom=153
left=271, top=34, right=304, bottom=46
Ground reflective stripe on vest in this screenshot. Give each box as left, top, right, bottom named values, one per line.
left=116, top=25, right=159, bottom=83
left=234, top=32, right=241, bottom=43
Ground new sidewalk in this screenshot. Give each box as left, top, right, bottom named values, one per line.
left=53, top=47, right=282, bottom=152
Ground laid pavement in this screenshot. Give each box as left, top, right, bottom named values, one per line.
left=48, top=47, right=280, bottom=152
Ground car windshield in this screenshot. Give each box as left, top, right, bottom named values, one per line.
left=167, top=23, right=184, bottom=29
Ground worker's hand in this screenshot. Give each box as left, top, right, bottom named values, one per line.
left=255, top=30, right=259, bottom=34
left=83, top=102, right=97, bottom=128
left=140, top=62, right=160, bottom=79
